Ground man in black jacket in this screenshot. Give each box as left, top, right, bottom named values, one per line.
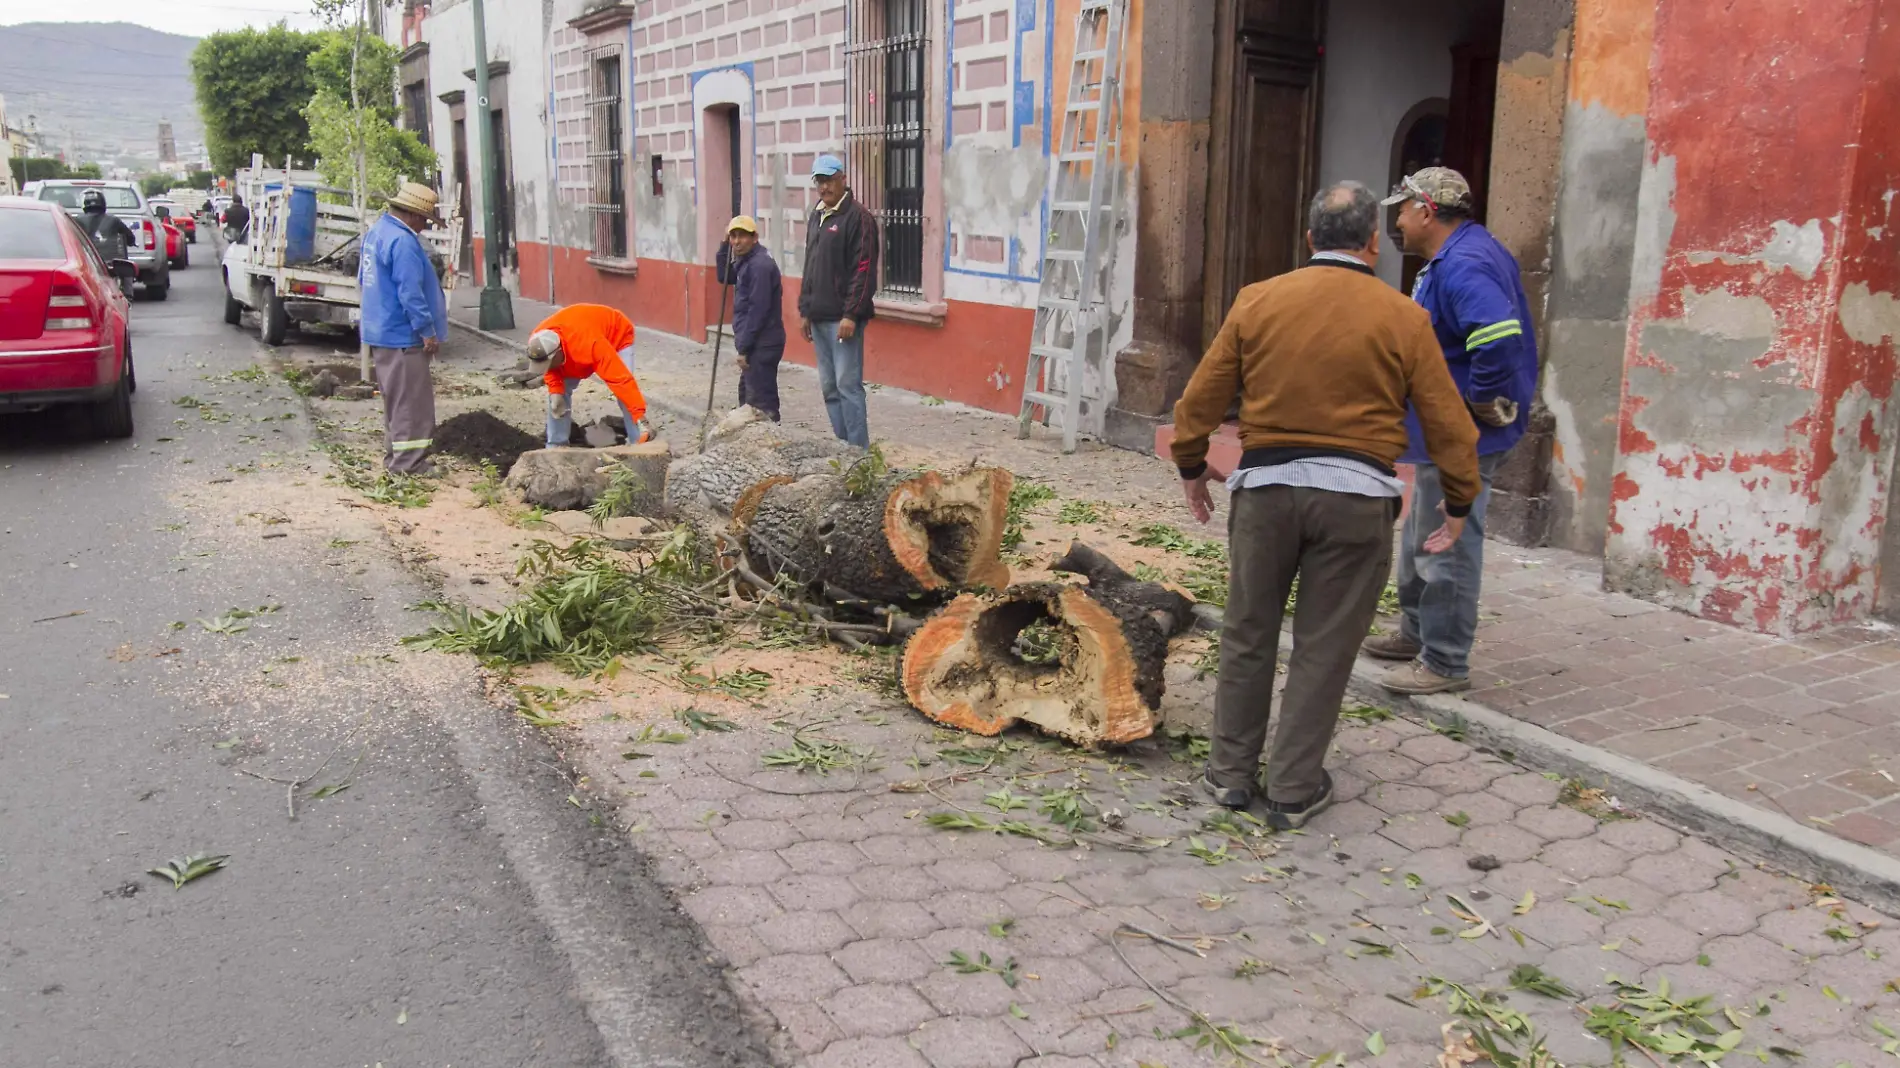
left=716, top=215, right=786, bottom=421
left=797, top=154, right=878, bottom=447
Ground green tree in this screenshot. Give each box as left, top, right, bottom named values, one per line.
left=191, top=25, right=322, bottom=174
left=302, top=29, right=434, bottom=200
left=8, top=157, right=70, bottom=186
left=186, top=170, right=218, bottom=191
left=140, top=175, right=172, bottom=197
left=69, top=163, right=103, bottom=179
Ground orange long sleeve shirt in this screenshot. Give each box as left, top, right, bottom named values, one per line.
left=534, top=303, right=647, bottom=421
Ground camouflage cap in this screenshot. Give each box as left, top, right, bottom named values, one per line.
left=1381, top=167, right=1474, bottom=213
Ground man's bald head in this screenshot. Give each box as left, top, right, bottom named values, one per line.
left=1307, top=182, right=1380, bottom=254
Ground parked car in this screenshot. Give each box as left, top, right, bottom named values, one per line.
left=150, top=198, right=197, bottom=244
left=27, top=179, right=171, bottom=300
left=0, top=196, right=138, bottom=438
left=155, top=213, right=189, bottom=269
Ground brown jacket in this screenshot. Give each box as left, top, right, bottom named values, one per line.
left=1170, top=260, right=1482, bottom=513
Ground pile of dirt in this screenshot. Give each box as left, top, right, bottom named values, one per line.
left=432, top=411, right=543, bottom=473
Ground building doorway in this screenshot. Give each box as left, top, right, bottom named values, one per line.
left=697, top=103, right=743, bottom=263
left=489, top=104, right=515, bottom=271
left=451, top=115, right=473, bottom=273
left=1203, top=0, right=1505, bottom=336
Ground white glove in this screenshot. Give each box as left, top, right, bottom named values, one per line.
left=548, top=391, right=571, bottom=420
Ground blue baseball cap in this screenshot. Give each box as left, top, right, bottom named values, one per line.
left=811, top=154, right=846, bottom=178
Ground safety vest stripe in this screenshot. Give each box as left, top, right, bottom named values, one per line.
left=392, top=438, right=433, bottom=451
left=1466, top=320, right=1523, bottom=350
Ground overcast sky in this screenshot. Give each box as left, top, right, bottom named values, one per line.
left=0, top=1, right=328, bottom=39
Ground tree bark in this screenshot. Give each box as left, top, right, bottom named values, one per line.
left=1048, top=540, right=1198, bottom=639
left=901, top=582, right=1170, bottom=747
left=741, top=465, right=1014, bottom=604
left=663, top=420, right=857, bottom=525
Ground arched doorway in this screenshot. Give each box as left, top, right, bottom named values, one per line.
left=1390, top=97, right=1448, bottom=294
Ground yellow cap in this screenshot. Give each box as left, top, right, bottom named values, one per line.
left=727, top=215, right=758, bottom=234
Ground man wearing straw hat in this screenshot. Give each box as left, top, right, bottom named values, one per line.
left=359, top=181, right=449, bottom=475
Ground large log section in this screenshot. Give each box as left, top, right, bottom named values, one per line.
left=902, top=542, right=1197, bottom=747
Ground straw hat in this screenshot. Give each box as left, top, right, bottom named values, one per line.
left=388, top=182, right=439, bottom=218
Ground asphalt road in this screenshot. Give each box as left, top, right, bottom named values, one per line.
left=0, top=248, right=775, bottom=1067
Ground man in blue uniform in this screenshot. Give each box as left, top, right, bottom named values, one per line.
left=359, top=182, right=449, bottom=475
left=716, top=214, right=787, bottom=421
left=1366, top=167, right=1538, bottom=695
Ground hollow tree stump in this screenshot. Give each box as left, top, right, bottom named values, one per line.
left=902, top=580, right=1172, bottom=747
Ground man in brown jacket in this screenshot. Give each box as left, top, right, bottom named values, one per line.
left=1172, top=181, right=1481, bottom=828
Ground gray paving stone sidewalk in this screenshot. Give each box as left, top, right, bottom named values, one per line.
left=577, top=687, right=1897, bottom=1068
left=448, top=290, right=1900, bottom=863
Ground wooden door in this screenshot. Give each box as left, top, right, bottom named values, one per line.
left=1204, top=0, right=1324, bottom=343
left=1444, top=40, right=1499, bottom=223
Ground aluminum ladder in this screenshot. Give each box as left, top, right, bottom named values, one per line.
left=1016, top=0, right=1129, bottom=454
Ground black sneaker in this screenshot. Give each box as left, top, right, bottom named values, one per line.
left=1264, top=771, right=1335, bottom=830
left=1202, top=773, right=1251, bottom=810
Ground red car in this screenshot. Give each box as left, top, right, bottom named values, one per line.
left=0, top=196, right=138, bottom=438
left=150, top=202, right=194, bottom=267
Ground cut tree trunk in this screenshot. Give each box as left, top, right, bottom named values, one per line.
left=664, top=420, right=858, bottom=526
left=1048, top=541, right=1197, bottom=639
left=507, top=441, right=671, bottom=512
left=742, top=466, right=1015, bottom=604
left=901, top=580, right=1172, bottom=747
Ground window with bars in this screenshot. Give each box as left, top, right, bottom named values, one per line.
left=843, top=0, right=928, bottom=297
left=585, top=47, right=628, bottom=260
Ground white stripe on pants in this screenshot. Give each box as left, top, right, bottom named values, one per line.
left=373, top=345, right=435, bottom=474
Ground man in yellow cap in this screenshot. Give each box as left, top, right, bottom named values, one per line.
left=715, top=214, right=786, bottom=421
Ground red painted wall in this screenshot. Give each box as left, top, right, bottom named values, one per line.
left=1604, top=0, right=1900, bottom=633
left=495, top=240, right=1036, bottom=416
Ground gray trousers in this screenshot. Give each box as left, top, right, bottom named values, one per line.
left=1209, top=485, right=1397, bottom=803
left=372, top=345, right=435, bottom=474
left=1397, top=452, right=1503, bottom=677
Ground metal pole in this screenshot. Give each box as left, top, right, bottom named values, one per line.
left=471, top=0, right=514, bottom=330
left=352, top=0, right=372, bottom=384
left=698, top=277, right=732, bottom=454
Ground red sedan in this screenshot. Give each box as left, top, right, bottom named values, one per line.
left=0, top=196, right=137, bottom=438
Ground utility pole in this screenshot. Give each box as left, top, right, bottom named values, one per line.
left=352, top=0, right=372, bottom=384
left=470, top=0, right=514, bottom=330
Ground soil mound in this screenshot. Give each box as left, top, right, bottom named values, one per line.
left=433, top=411, right=542, bottom=473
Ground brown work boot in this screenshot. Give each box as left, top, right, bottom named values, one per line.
left=1361, top=632, right=1422, bottom=661
left=1379, top=660, right=1471, bottom=695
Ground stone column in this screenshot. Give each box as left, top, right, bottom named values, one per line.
left=1604, top=0, right=1900, bottom=634
left=1538, top=0, right=1654, bottom=556
left=1101, top=0, right=1216, bottom=453
left=1481, top=0, right=1575, bottom=544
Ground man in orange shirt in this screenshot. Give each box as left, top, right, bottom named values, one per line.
left=525, top=303, right=654, bottom=447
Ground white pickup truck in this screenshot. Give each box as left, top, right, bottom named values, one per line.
left=221, top=159, right=460, bottom=346
left=220, top=161, right=366, bottom=346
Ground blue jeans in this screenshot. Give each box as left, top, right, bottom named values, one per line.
left=1396, top=451, right=1504, bottom=678
left=809, top=320, right=868, bottom=448
left=546, top=377, right=641, bottom=447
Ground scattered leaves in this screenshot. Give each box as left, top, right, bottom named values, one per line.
left=148, top=853, right=230, bottom=890
left=945, top=949, right=1019, bottom=987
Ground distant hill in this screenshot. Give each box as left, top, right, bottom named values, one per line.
left=0, top=22, right=203, bottom=165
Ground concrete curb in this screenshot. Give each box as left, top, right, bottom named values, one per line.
left=1332, top=651, right=1900, bottom=915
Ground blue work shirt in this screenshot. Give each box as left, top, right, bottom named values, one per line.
left=358, top=212, right=448, bottom=350
left=715, top=241, right=787, bottom=353
left=1402, top=221, right=1538, bottom=461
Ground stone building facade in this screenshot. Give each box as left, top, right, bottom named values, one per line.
left=391, top=0, right=1900, bottom=635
